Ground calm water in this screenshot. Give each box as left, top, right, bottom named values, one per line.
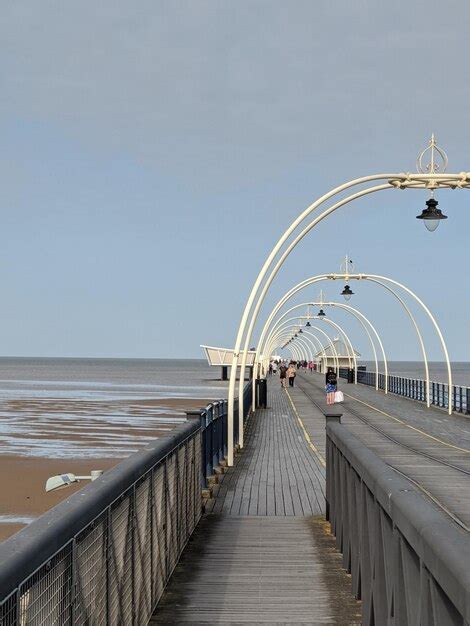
left=0, top=357, right=468, bottom=459
left=0, top=357, right=466, bottom=400
left=0, top=358, right=227, bottom=401
left=0, top=358, right=227, bottom=458
left=362, top=361, right=470, bottom=387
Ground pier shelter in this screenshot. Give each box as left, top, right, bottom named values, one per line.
left=201, top=344, right=256, bottom=380
left=315, top=338, right=360, bottom=372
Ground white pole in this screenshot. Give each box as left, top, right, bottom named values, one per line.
left=367, top=275, right=453, bottom=414
left=234, top=182, right=393, bottom=458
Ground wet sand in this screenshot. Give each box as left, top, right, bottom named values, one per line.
left=0, top=396, right=211, bottom=542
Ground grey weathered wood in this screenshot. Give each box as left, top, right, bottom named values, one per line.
left=151, top=373, right=470, bottom=623
left=151, top=383, right=359, bottom=624
left=150, top=516, right=361, bottom=624
left=205, top=388, right=325, bottom=517
left=295, top=372, right=470, bottom=528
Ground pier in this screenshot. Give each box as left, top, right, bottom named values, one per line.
left=4, top=4, right=470, bottom=624
left=1, top=372, right=469, bottom=624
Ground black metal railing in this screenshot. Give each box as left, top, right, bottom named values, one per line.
left=190, top=381, right=253, bottom=487
left=326, top=417, right=470, bottom=626
left=0, top=380, right=254, bottom=624
left=338, top=367, right=470, bottom=414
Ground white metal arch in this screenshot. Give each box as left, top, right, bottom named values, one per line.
left=264, top=317, right=355, bottom=376
left=266, top=315, right=357, bottom=373
left=267, top=324, right=340, bottom=374
left=253, top=272, right=445, bottom=414
left=227, top=163, right=469, bottom=462
left=267, top=323, right=340, bottom=371
left=265, top=317, right=342, bottom=371
left=257, top=299, right=387, bottom=405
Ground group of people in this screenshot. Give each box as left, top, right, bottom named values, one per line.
left=269, top=360, right=297, bottom=387
left=268, top=359, right=340, bottom=404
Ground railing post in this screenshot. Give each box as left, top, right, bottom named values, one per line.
left=222, top=400, right=228, bottom=458
left=186, top=409, right=206, bottom=487
left=70, top=538, right=76, bottom=624
left=106, top=507, right=111, bottom=624
left=131, top=485, right=136, bottom=626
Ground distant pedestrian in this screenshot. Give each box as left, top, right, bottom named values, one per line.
left=287, top=364, right=296, bottom=387
left=325, top=367, right=338, bottom=405
left=308, top=360, right=314, bottom=373
left=268, top=362, right=273, bottom=376
left=279, top=363, right=287, bottom=388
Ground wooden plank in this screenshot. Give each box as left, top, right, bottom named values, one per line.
left=295, top=372, right=470, bottom=527
left=150, top=516, right=361, bottom=624
left=151, top=380, right=360, bottom=623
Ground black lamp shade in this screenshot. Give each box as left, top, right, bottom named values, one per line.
left=317, top=309, right=326, bottom=317
left=341, top=285, right=354, bottom=300
left=416, top=198, right=448, bottom=232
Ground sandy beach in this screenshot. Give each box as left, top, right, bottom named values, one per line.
left=0, top=396, right=211, bottom=542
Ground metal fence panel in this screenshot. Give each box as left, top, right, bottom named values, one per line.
left=151, top=463, right=167, bottom=606
left=338, top=367, right=470, bottom=413
left=0, top=591, right=17, bottom=626
left=19, top=544, right=73, bottom=626
left=108, top=493, right=133, bottom=625
left=0, top=415, right=207, bottom=625
left=133, top=475, right=153, bottom=624
left=326, top=421, right=470, bottom=626
left=73, top=513, right=107, bottom=625
left=165, top=451, right=179, bottom=576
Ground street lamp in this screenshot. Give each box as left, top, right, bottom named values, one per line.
left=317, top=309, right=326, bottom=317
left=305, top=320, right=311, bottom=327
left=341, top=285, right=354, bottom=300
left=416, top=197, right=448, bottom=232
left=45, top=470, right=103, bottom=492
left=227, top=135, right=468, bottom=465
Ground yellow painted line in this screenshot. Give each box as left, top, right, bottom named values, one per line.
left=285, top=389, right=326, bottom=467
left=343, top=391, right=470, bottom=454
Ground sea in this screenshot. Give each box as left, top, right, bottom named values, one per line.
left=0, top=358, right=227, bottom=459
left=0, top=357, right=468, bottom=459
left=362, top=361, right=470, bottom=387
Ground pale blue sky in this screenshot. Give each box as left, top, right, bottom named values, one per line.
left=0, top=1, right=469, bottom=361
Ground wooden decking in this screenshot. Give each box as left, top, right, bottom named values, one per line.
left=294, top=373, right=470, bottom=529
left=205, top=386, right=326, bottom=516
left=151, top=371, right=470, bottom=623
left=151, top=516, right=361, bottom=624
left=151, top=383, right=361, bottom=624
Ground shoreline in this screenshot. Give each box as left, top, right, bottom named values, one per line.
left=0, top=396, right=212, bottom=542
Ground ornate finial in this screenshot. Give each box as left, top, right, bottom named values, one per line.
left=340, top=254, right=354, bottom=275
left=416, top=134, right=448, bottom=174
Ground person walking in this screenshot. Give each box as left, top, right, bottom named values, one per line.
left=268, top=362, right=273, bottom=376
left=279, top=363, right=287, bottom=388
left=287, top=363, right=296, bottom=387
left=325, top=367, right=338, bottom=405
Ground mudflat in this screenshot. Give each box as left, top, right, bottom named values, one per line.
left=0, top=396, right=211, bottom=542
